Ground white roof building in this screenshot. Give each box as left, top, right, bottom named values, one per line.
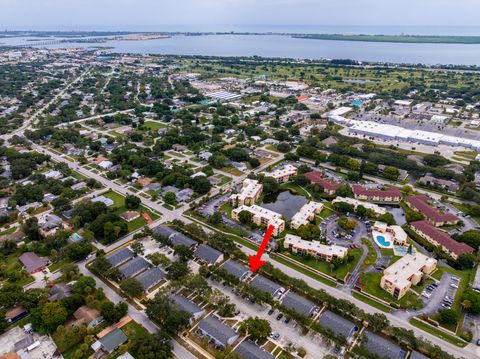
left=332, top=197, right=387, bottom=216
left=284, top=234, right=348, bottom=261
left=290, top=202, right=324, bottom=229
left=228, top=179, right=263, bottom=206
left=265, top=164, right=297, bottom=183
left=232, top=204, right=284, bottom=236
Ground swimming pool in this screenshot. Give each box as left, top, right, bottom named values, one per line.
left=351, top=101, right=363, bottom=106
left=372, top=231, right=393, bottom=249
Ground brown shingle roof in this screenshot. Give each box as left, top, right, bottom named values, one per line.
left=411, top=220, right=474, bottom=256
left=352, top=185, right=401, bottom=198
left=304, top=171, right=341, bottom=192
left=407, top=195, right=458, bottom=224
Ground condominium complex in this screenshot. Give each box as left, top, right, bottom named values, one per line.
left=406, top=195, right=459, bottom=227
left=352, top=185, right=402, bottom=203
left=380, top=253, right=437, bottom=299
left=304, top=171, right=342, bottom=195
left=410, top=220, right=474, bottom=260
left=284, top=234, right=348, bottom=262
left=265, top=164, right=297, bottom=183
left=228, top=179, right=263, bottom=207
left=332, top=197, right=387, bottom=216
left=232, top=204, right=285, bottom=236
left=290, top=201, right=324, bottom=229
left=372, top=221, right=408, bottom=246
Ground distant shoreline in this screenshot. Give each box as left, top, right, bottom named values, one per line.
left=3, top=30, right=480, bottom=44
left=293, top=33, right=480, bottom=44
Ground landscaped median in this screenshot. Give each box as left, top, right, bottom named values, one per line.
left=352, top=291, right=393, bottom=313
left=409, top=317, right=469, bottom=348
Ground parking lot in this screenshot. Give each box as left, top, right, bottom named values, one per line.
left=209, top=282, right=335, bottom=358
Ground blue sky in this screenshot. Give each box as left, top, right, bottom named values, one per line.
left=1, top=0, right=479, bottom=30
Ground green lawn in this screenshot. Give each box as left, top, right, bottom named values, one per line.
left=103, top=191, right=160, bottom=232
left=410, top=318, right=468, bottom=347
left=352, top=291, right=393, bottom=313
left=359, top=272, right=423, bottom=309
left=269, top=253, right=337, bottom=287
left=144, top=121, right=167, bottom=131
left=0, top=227, right=16, bottom=236
left=281, top=248, right=363, bottom=281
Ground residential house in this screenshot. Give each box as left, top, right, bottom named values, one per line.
left=19, top=252, right=49, bottom=274
left=196, top=316, right=239, bottom=349
left=170, top=294, right=205, bottom=321
left=221, top=260, right=252, bottom=282
left=304, top=171, right=341, bottom=195
left=406, top=195, right=459, bottom=227
left=352, top=185, right=402, bottom=203
left=194, top=244, right=224, bottom=265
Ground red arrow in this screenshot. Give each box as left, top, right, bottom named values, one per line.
left=249, top=224, right=275, bottom=272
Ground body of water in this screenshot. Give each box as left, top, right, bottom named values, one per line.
left=261, top=191, right=307, bottom=219
left=4, top=34, right=480, bottom=66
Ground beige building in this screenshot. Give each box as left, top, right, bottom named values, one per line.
left=332, top=197, right=387, bottom=216
left=228, top=179, right=263, bottom=206
left=380, top=253, right=437, bottom=299
left=265, top=164, right=297, bottom=183
left=284, top=234, right=348, bottom=262
left=232, top=204, right=284, bottom=236
left=372, top=221, right=408, bottom=246
left=290, top=202, right=324, bottom=229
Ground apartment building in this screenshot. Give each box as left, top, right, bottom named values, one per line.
left=228, top=178, right=263, bottom=206
left=290, top=201, right=324, bottom=229
left=232, top=204, right=285, bottom=236
left=352, top=185, right=402, bottom=203
left=406, top=195, right=459, bottom=227
left=410, top=220, right=474, bottom=260
left=380, top=253, right=437, bottom=299
left=332, top=197, right=387, bottom=216
left=304, top=171, right=342, bottom=195
left=284, top=234, right=348, bottom=262
left=265, top=164, right=297, bottom=183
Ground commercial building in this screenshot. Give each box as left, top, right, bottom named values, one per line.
left=410, top=221, right=474, bottom=259
left=290, top=202, right=324, bottom=229
left=232, top=205, right=285, bottom=236
left=304, top=171, right=341, bottom=195
left=332, top=197, right=387, bottom=216
left=352, top=185, right=402, bottom=203
left=228, top=179, right=263, bottom=206
left=264, top=164, right=297, bottom=184
left=284, top=234, right=348, bottom=262
left=406, top=195, right=459, bottom=227
left=380, top=253, right=437, bottom=299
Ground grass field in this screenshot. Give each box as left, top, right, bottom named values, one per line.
left=352, top=291, right=393, bottom=313
left=282, top=248, right=362, bottom=281
left=144, top=120, right=167, bottom=131
left=410, top=318, right=468, bottom=347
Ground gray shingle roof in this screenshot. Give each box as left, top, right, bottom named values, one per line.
left=135, top=267, right=165, bottom=290
left=170, top=294, right=204, bottom=316
left=364, top=332, right=406, bottom=359
left=235, top=340, right=274, bottom=359
left=118, top=256, right=150, bottom=278
left=198, top=316, right=238, bottom=346
left=171, top=233, right=196, bottom=247
left=19, top=252, right=49, bottom=273
left=318, top=310, right=358, bottom=339
left=154, top=226, right=176, bottom=238
left=250, top=275, right=284, bottom=297
left=154, top=226, right=197, bottom=247
left=100, top=328, right=127, bottom=352
left=194, top=244, right=223, bottom=264
left=410, top=352, right=429, bottom=359
left=106, top=247, right=134, bottom=267
left=221, top=260, right=251, bottom=280
left=281, top=291, right=317, bottom=317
